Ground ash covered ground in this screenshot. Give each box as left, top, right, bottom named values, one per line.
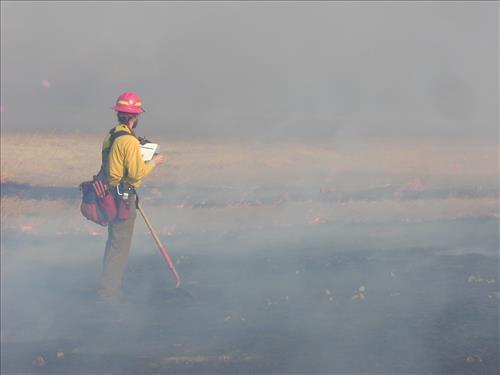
left=1, top=204, right=499, bottom=374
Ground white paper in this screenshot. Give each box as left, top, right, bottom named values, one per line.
left=140, top=143, right=159, bottom=161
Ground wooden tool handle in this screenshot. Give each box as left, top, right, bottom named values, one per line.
left=137, top=203, right=181, bottom=288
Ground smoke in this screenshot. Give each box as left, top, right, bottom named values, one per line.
left=2, top=212, right=499, bottom=373
left=1, top=2, right=498, bottom=142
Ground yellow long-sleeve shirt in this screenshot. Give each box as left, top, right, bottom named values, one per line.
left=102, top=124, right=155, bottom=188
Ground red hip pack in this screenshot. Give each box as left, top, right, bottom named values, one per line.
left=79, top=179, right=117, bottom=226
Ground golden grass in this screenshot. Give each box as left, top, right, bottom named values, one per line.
left=1, top=131, right=497, bottom=188
left=1, top=131, right=498, bottom=236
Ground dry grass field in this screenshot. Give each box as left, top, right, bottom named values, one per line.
left=1, top=131, right=498, bottom=236
left=1, top=131, right=497, bottom=188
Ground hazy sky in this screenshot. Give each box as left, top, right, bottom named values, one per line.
left=1, top=1, right=498, bottom=141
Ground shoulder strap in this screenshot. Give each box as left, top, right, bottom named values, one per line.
left=100, top=127, right=135, bottom=170
left=109, top=130, right=132, bottom=144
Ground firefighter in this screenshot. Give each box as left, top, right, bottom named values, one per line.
left=97, top=91, right=165, bottom=303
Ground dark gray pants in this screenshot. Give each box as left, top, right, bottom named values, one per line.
left=97, top=194, right=137, bottom=302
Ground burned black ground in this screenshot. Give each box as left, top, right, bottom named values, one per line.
left=1, top=218, right=499, bottom=374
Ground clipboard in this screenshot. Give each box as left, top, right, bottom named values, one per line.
left=140, top=143, right=160, bottom=161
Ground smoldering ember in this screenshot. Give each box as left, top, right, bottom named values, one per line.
left=1, top=2, right=499, bottom=375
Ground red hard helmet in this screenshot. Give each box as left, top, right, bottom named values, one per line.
left=112, top=91, right=145, bottom=114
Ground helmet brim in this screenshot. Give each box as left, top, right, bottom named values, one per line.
left=112, top=105, right=145, bottom=114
